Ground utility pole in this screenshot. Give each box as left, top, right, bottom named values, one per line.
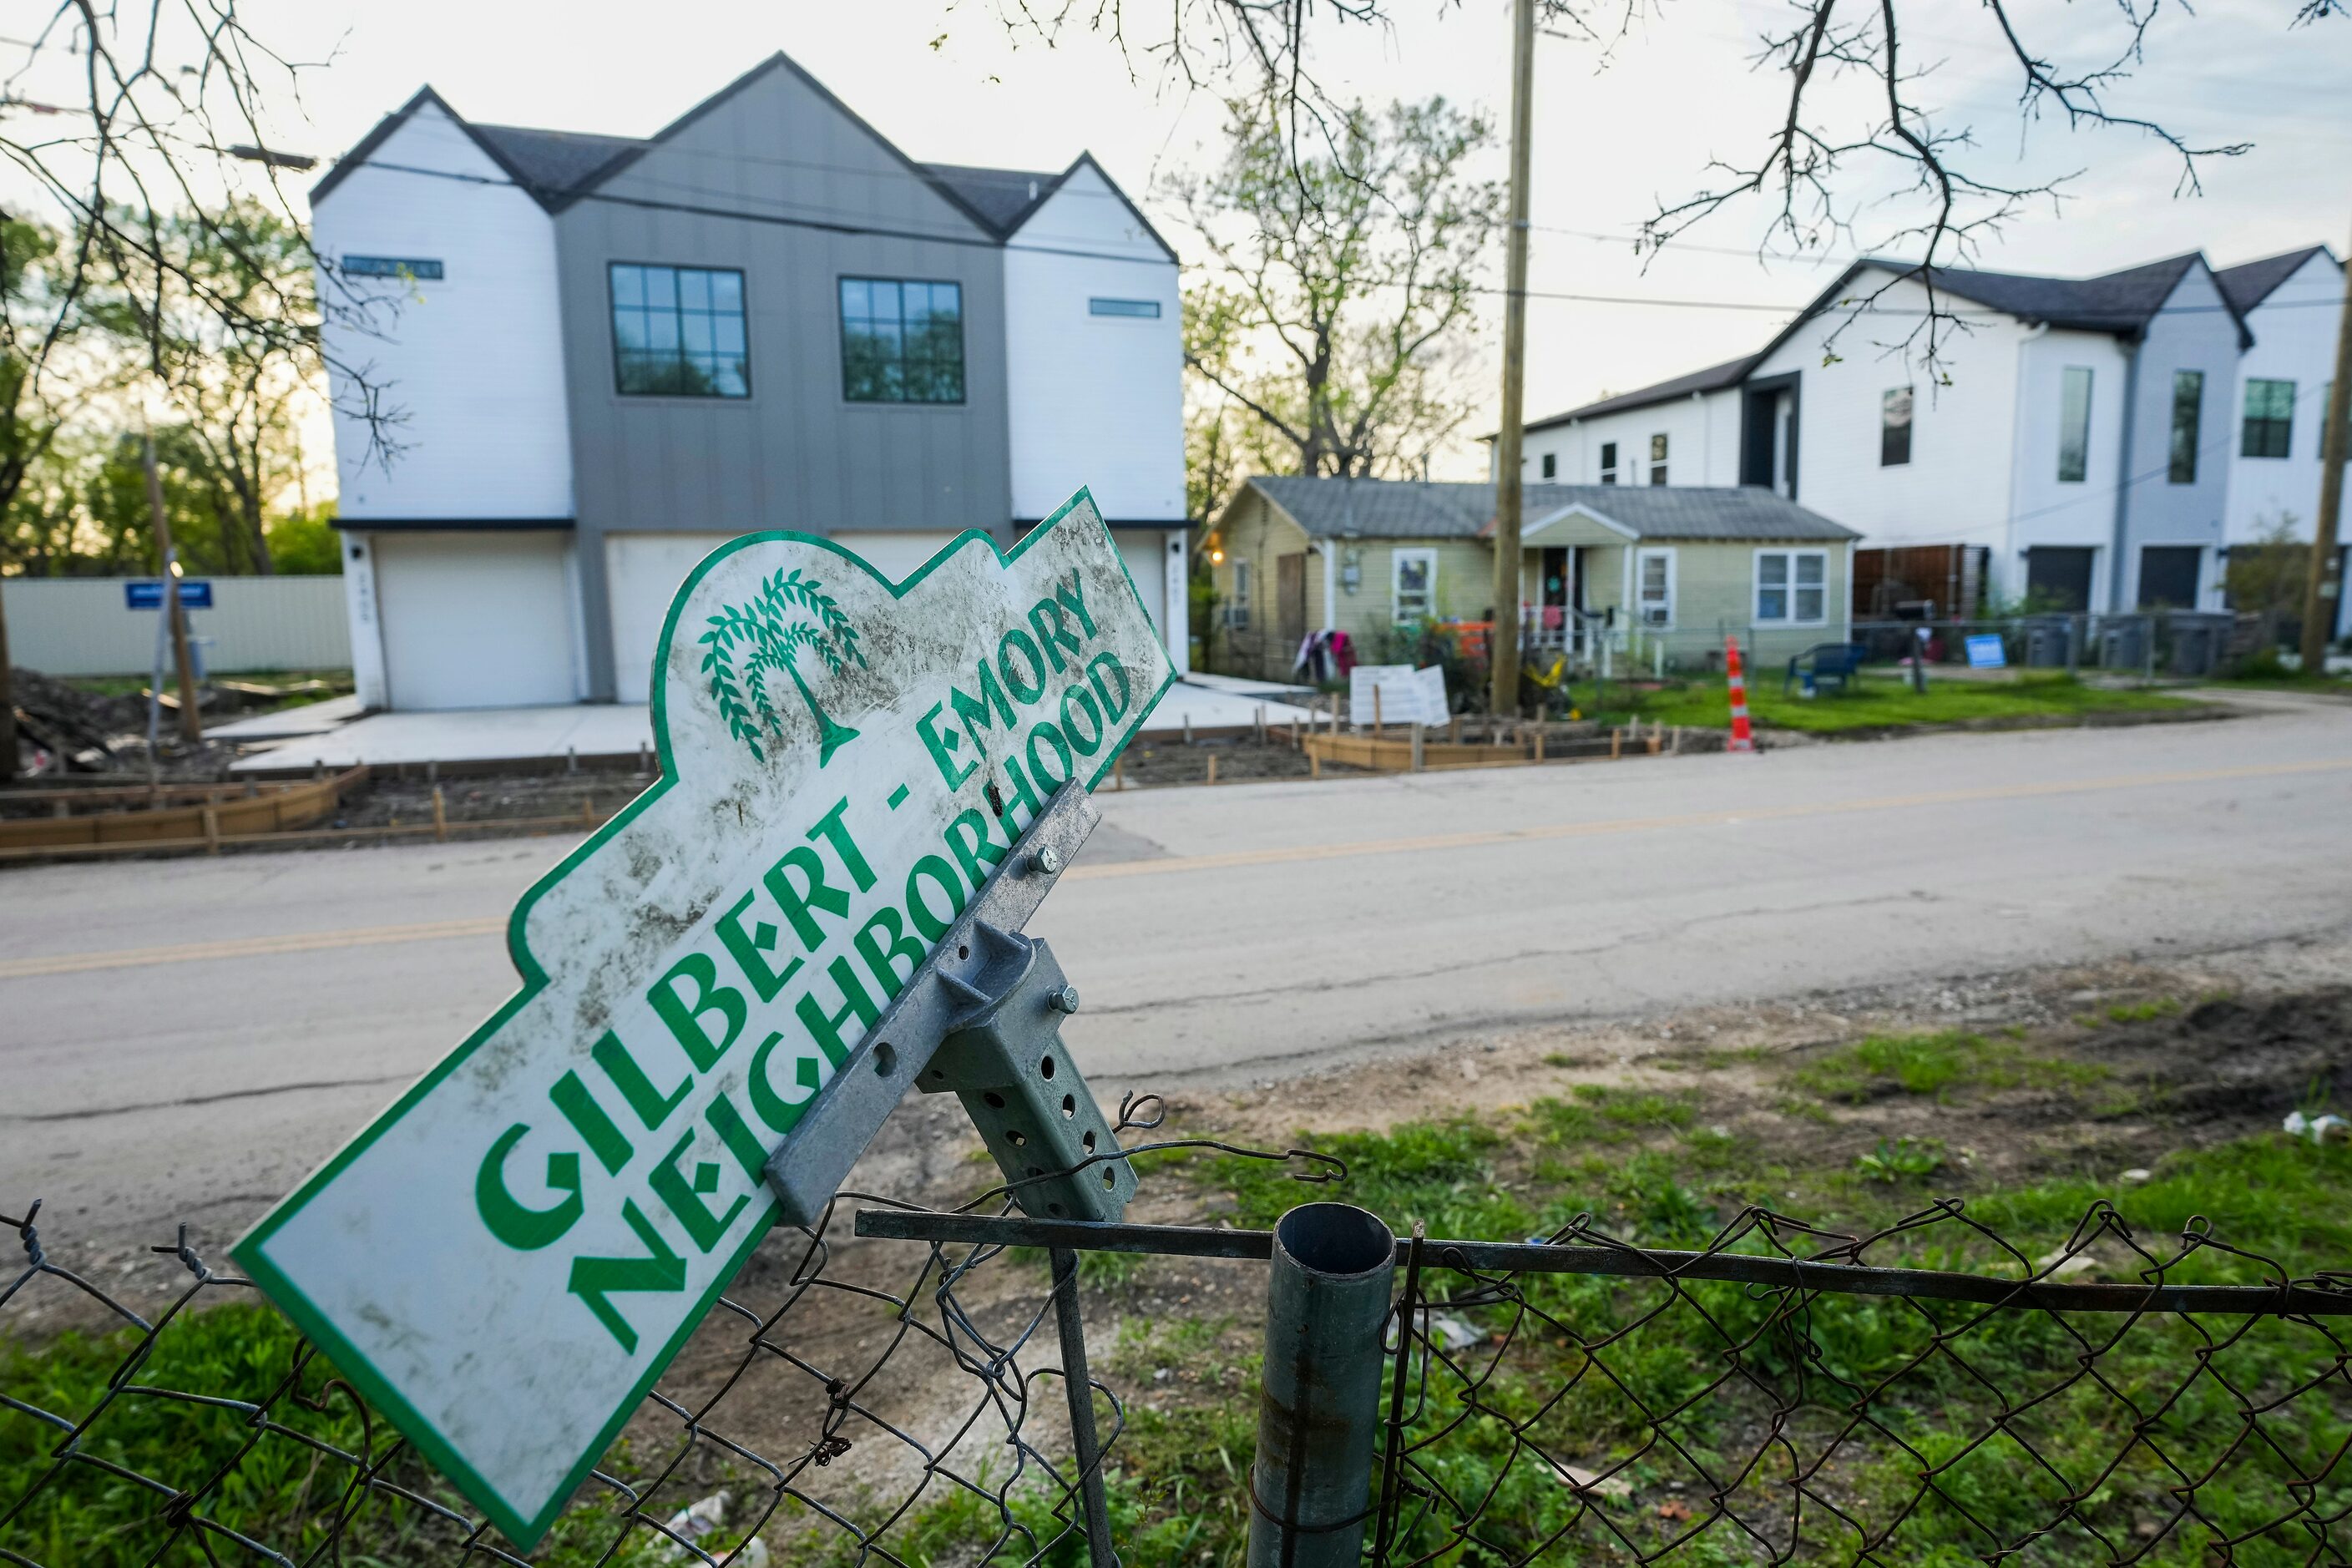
left=144, top=431, right=204, bottom=744
left=2302, top=225, right=2352, bottom=675
left=1489, top=0, right=1535, bottom=719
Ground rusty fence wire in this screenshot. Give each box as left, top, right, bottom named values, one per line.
left=8, top=1164, right=2352, bottom=1566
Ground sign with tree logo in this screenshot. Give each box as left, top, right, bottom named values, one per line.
left=233, top=492, right=1173, bottom=1545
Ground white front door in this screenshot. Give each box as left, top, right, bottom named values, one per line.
left=374, top=532, right=578, bottom=711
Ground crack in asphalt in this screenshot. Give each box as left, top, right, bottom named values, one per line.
left=1074, top=890, right=1931, bottom=1019
left=7, top=1073, right=417, bottom=1123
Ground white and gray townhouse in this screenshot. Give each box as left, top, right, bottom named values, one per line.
left=1492, top=247, right=2346, bottom=633
left=314, top=52, right=1186, bottom=711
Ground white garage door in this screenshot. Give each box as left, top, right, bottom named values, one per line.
left=606, top=534, right=745, bottom=704
left=827, top=529, right=966, bottom=584
left=375, top=533, right=578, bottom=710
left=1115, top=529, right=1169, bottom=640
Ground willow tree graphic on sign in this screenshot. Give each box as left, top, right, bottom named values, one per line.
left=698, top=569, right=866, bottom=764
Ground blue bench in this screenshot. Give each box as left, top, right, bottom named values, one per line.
left=1785, top=641, right=1869, bottom=695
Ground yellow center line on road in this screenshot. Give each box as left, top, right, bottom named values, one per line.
left=4, top=756, right=2344, bottom=980
left=0, top=916, right=506, bottom=982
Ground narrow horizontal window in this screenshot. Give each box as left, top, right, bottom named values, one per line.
left=342, top=255, right=443, bottom=280
left=1088, top=297, right=1161, bottom=318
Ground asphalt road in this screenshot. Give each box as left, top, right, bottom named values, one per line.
left=6, top=701, right=2350, bottom=1250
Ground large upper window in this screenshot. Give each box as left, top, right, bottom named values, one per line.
left=1755, top=549, right=1827, bottom=625
left=1599, top=442, right=1619, bottom=484
left=840, top=278, right=965, bottom=404
left=2057, top=367, right=2092, bottom=483
left=1881, top=387, right=1914, bottom=467
left=2168, top=369, right=2205, bottom=483
left=610, top=264, right=748, bottom=397
left=2242, top=378, right=2295, bottom=459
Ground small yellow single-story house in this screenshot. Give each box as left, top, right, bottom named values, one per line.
left=1204, top=476, right=1859, bottom=680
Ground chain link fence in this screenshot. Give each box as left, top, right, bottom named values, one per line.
left=8, top=1143, right=2352, bottom=1566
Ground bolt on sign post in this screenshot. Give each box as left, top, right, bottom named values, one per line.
left=233, top=491, right=1173, bottom=1547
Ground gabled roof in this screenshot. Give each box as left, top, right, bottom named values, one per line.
left=1523, top=354, right=1757, bottom=434
left=920, top=163, right=1063, bottom=235
left=2215, top=246, right=2339, bottom=315
left=1240, top=476, right=1856, bottom=544
left=1904, top=252, right=2209, bottom=336
left=310, top=55, right=1173, bottom=260
left=471, top=124, right=644, bottom=195
left=1513, top=249, right=2277, bottom=439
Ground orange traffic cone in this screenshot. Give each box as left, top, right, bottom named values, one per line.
left=1724, top=635, right=1756, bottom=754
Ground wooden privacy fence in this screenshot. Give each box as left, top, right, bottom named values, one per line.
left=0, top=766, right=367, bottom=855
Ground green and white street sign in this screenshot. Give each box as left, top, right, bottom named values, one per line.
left=233, top=492, right=1173, bottom=1546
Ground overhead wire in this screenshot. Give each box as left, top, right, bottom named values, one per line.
left=349, top=155, right=2341, bottom=324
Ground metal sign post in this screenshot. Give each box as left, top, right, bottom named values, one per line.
left=233, top=490, right=1172, bottom=1549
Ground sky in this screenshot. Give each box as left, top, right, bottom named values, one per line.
left=13, top=0, right=2352, bottom=478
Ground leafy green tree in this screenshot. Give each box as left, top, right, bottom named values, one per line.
left=1171, top=95, right=1501, bottom=480
left=266, top=506, right=343, bottom=576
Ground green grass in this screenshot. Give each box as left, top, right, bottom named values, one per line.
left=1184, top=1106, right=2352, bottom=1565
left=0, top=1301, right=690, bottom=1566
left=1792, top=1029, right=2107, bottom=1103
left=1578, top=670, right=2193, bottom=733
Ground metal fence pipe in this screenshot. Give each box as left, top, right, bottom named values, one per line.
left=1247, top=1202, right=1396, bottom=1568
left=1050, top=1246, right=1120, bottom=1568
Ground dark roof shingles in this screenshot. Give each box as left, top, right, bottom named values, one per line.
left=1525, top=354, right=1757, bottom=432
left=471, top=125, right=644, bottom=196
left=918, top=164, right=1061, bottom=235
left=2214, top=247, right=2333, bottom=316
left=1246, top=476, right=1856, bottom=543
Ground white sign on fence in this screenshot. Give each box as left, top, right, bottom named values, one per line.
left=1348, top=662, right=1449, bottom=726
left=232, top=491, right=1173, bottom=1546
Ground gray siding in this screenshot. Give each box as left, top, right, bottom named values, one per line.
left=550, top=60, right=1013, bottom=695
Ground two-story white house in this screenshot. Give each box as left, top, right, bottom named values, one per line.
left=1497, top=247, right=2345, bottom=634
left=313, top=52, right=1186, bottom=711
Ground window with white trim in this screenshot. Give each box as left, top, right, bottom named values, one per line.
left=1599, top=442, right=1618, bottom=484
left=1755, top=549, right=1828, bottom=624
left=1392, top=549, right=1436, bottom=621
left=1228, top=559, right=1252, bottom=629
left=1636, top=548, right=1675, bottom=627
left=1648, top=432, right=1669, bottom=485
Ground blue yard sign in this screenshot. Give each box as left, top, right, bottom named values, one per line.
left=126, top=579, right=213, bottom=610
left=1965, top=634, right=2007, bottom=670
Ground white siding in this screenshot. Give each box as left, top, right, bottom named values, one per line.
left=1, top=576, right=350, bottom=676
left=314, top=104, right=574, bottom=522
left=1515, top=389, right=1741, bottom=488
left=2008, top=329, right=2133, bottom=607
left=1752, top=271, right=2030, bottom=589
left=2225, top=252, right=2347, bottom=547
left=1002, top=163, right=1183, bottom=526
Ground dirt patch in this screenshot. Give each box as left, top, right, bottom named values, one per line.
left=7, top=666, right=349, bottom=781
left=1108, top=734, right=1366, bottom=787
left=336, top=770, right=655, bottom=831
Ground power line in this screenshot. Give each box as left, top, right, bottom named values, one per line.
left=352, top=155, right=2343, bottom=324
